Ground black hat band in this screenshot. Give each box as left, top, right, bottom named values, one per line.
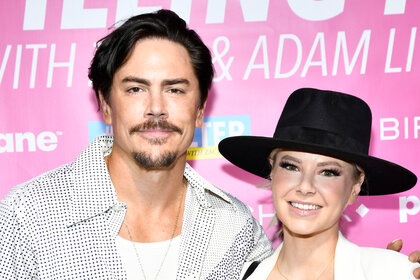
left=274, top=126, right=367, bottom=155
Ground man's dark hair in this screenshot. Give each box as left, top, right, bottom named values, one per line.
left=88, top=9, right=214, bottom=109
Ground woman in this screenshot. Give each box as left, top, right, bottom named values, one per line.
left=219, top=88, right=419, bottom=279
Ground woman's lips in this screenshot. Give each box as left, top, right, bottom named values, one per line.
left=290, top=201, right=321, bottom=210
left=288, top=201, right=322, bottom=216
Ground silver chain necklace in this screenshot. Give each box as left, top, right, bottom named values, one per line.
left=276, top=251, right=334, bottom=280
left=122, top=181, right=185, bottom=280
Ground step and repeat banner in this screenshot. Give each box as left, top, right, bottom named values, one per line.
left=1, top=1, right=419, bottom=252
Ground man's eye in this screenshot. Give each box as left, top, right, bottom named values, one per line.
left=280, top=161, right=298, bottom=171
left=128, top=87, right=142, bottom=94
left=321, top=169, right=340, bottom=177
left=168, top=88, right=184, bottom=94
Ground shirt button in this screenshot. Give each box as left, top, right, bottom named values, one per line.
left=112, top=204, right=125, bottom=211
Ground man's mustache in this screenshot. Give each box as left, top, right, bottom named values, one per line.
left=129, top=120, right=183, bottom=135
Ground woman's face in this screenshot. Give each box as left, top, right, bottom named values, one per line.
left=270, top=150, right=363, bottom=237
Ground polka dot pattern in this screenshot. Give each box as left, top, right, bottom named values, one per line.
left=0, top=136, right=272, bottom=279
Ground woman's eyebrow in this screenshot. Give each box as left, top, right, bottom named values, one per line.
left=317, top=161, right=343, bottom=168
left=280, top=155, right=301, bottom=163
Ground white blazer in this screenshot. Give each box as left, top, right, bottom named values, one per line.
left=241, top=232, right=419, bottom=279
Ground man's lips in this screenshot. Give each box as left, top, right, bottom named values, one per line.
left=139, top=129, right=174, bottom=137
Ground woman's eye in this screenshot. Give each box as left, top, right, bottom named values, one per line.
left=280, top=161, right=298, bottom=171
left=321, top=169, right=340, bottom=177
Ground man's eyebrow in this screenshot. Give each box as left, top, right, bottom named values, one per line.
left=161, top=78, right=190, bottom=87
left=121, top=76, right=151, bottom=86
left=120, top=77, right=190, bottom=87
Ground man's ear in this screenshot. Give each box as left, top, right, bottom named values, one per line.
left=195, top=101, right=206, bottom=128
left=99, top=92, right=112, bottom=125
left=347, top=174, right=364, bottom=205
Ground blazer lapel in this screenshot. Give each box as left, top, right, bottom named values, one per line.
left=334, top=232, right=366, bottom=280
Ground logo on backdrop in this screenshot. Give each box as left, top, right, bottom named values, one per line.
left=21, top=0, right=409, bottom=30
left=400, top=195, right=420, bottom=223
left=189, top=115, right=251, bottom=160
left=88, top=115, right=251, bottom=160
left=379, top=116, right=420, bottom=140
left=0, top=131, right=61, bottom=153
left=88, top=121, right=113, bottom=143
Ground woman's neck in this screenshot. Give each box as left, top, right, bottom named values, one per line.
left=268, top=227, right=338, bottom=280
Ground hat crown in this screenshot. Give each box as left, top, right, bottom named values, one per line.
left=275, top=88, right=372, bottom=154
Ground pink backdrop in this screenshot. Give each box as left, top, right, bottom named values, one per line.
left=1, top=0, right=419, bottom=253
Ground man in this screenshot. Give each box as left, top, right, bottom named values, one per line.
left=0, top=9, right=419, bottom=280
left=0, top=10, right=271, bottom=279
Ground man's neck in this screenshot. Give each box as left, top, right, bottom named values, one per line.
left=105, top=150, right=188, bottom=242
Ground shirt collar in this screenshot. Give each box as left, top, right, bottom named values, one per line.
left=67, top=135, right=118, bottom=227
left=183, top=162, right=233, bottom=208
left=67, top=136, right=233, bottom=226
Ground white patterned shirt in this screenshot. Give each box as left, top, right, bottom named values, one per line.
left=0, top=136, right=272, bottom=279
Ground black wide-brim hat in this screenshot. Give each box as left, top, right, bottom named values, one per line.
left=219, top=88, right=417, bottom=195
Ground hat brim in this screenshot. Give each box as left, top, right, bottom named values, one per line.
left=218, top=136, right=417, bottom=195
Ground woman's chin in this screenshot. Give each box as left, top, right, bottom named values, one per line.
left=283, top=223, right=338, bottom=239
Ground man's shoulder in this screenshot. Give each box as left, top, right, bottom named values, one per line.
left=184, top=163, right=252, bottom=215
left=1, top=163, right=74, bottom=210
left=1, top=136, right=111, bottom=210
left=201, top=182, right=256, bottom=224
left=212, top=187, right=251, bottom=214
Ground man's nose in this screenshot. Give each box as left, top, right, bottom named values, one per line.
left=145, top=91, right=168, bottom=119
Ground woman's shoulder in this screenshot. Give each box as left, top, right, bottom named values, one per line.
left=359, top=246, right=418, bottom=279
left=359, top=244, right=408, bottom=259
left=337, top=233, right=418, bottom=279
left=359, top=246, right=415, bottom=268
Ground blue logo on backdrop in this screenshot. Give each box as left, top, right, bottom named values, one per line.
left=191, top=115, right=251, bottom=147
left=88, top=121, right=113, bottom=142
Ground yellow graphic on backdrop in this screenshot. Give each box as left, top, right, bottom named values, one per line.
left=187, top=146, right=222, bottom=160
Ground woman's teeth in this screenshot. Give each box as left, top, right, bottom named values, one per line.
left=290, top=202, right=321, bottom=210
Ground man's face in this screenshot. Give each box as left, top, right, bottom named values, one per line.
left=100, top=38, right=204, bottom=169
